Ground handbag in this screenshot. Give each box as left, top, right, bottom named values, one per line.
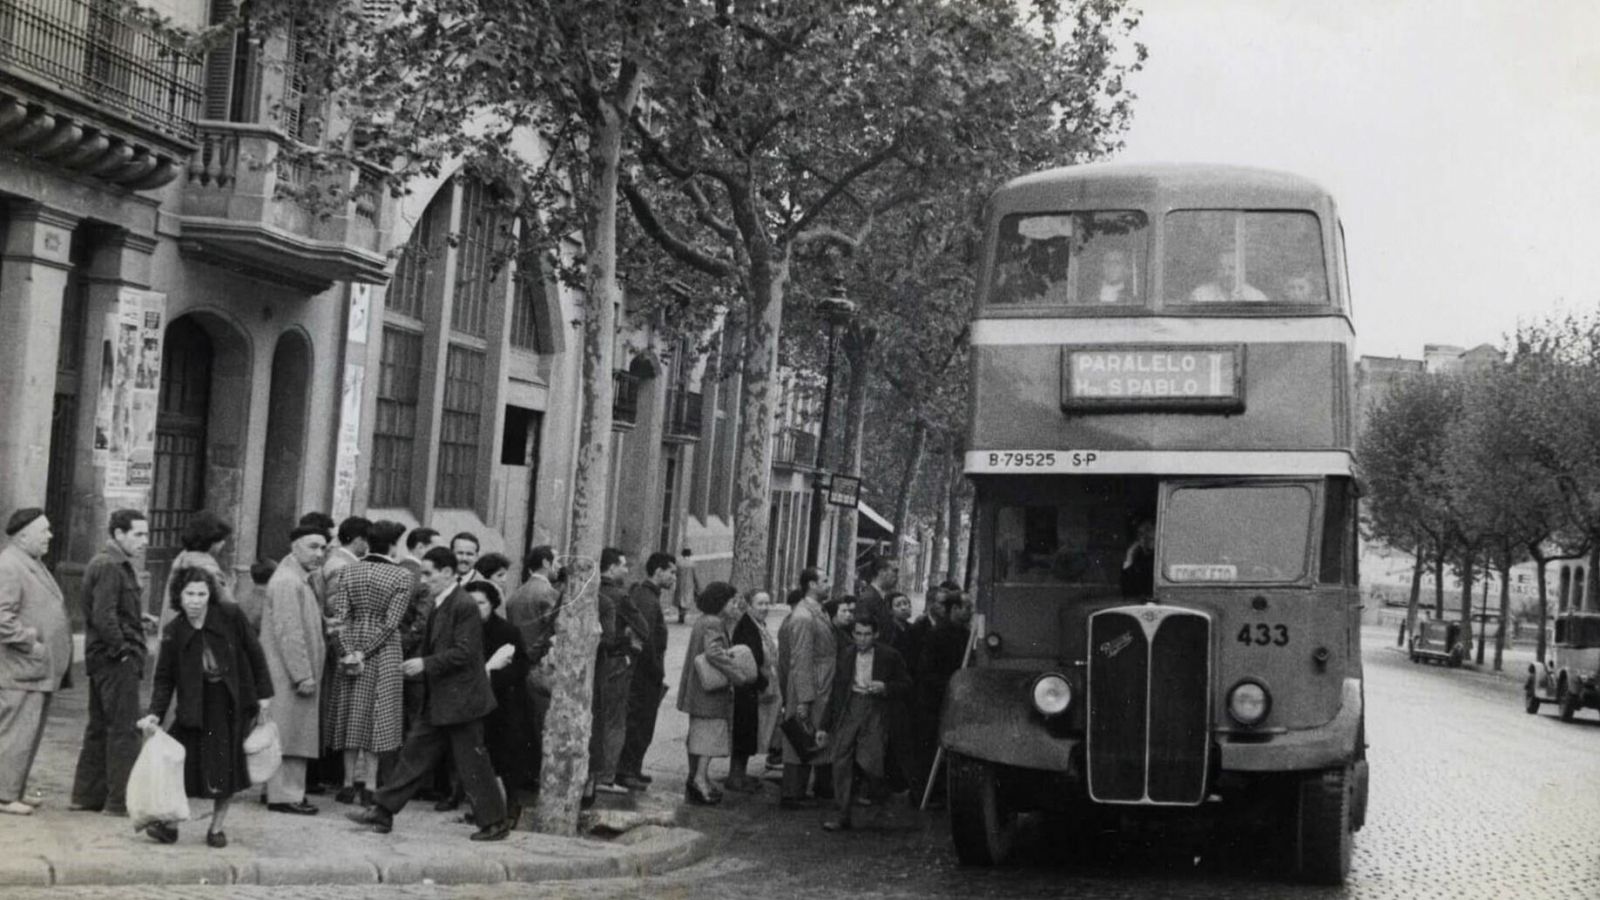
left=243, top=719, right=283, bottom=785
left=727, top=644, right=758, bottom=687
left=780, top=714, right=825, bottom=761
left=694, top=652, right=730, bottom=692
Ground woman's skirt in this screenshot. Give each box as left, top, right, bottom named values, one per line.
left=686, top=715, right=731, bottom=757
left=172, top=680, right=250, bottom=799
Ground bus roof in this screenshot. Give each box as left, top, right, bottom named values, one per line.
left=992, top=163, right=1333, bottom=212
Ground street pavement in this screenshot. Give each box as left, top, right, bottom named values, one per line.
left=3, top=620, right=1597, bottom=899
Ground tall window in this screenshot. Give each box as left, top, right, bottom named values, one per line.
left=509, top=248, right=544, bottom=351
left=387, top=189, right=445, bottom=319
left=436, top=344, right=485, bottom=507
left=370, top=327, right=422, bottom=507
left=451, top=179, right=504, bottom=338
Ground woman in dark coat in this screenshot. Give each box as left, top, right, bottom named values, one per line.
left=464, top=582, right=538, bottom=816
left=726, top=591, right=770, bottom=792
left=137, top=566, right=273, bottom=848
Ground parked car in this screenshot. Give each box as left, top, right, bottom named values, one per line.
left=1526, top=612, right=1600, bottom=721
left=1409, top=618, right=1466, bottom=667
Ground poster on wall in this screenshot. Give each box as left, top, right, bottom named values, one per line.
left=331, top=362, right=364, bottom=519
left=95, top=289, right=167, bottom=506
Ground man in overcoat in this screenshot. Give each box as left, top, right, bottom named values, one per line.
left=69, top=509, right=149, bottom=816
left=347, top=547, right=510, bottom=841
left=261, top=525, right=329, bottom=814
left=818, top=615, right=911, bottom=831
left=777, top=566, right=837, bottom=808
left=0, top=509, right=71, bottom=815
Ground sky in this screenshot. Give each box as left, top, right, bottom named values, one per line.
left=1111, top=0, right=1600, bottom=359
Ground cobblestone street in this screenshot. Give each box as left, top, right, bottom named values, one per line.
left=6, top=624, right=1597, bottom=900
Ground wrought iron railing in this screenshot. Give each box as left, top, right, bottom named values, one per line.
left=0, top=0, right=204, bottom=141
left=774, top=427, right=818, bottom=466
left=613, top=371, right=640, bottom=425
left=664, top=388, right=703, bottom=439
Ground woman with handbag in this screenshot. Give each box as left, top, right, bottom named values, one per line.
left=727, top=590, right=779, bottom=792
left=136, top=566, right=273, bottom=847
left=675, top=582, right=744, bottom=805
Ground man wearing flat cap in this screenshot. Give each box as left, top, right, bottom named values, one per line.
left=0, top=508, right=71, bottom=815
left=260, top=524, right=330, bottom=814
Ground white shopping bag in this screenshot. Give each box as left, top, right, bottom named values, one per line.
left=244, top=720, right=282, bottom=785
left=126, top=729, right=190, bottom=830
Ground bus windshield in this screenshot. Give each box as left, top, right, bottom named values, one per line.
left=1166, top=210, right=1327, bottom=306
left=989, top=211, right=1148, bottom=306
left=1162, top=484, right=1313, bottom=583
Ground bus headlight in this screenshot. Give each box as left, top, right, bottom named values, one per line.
left=1227, top=679, right=1271, bottom=726
left=1031, top=673, right=1072, bottom=717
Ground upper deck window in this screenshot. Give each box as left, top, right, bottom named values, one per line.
left=1166, top=211, right=1328, bottom=307
left=989, top=211, right=1148, bottom=307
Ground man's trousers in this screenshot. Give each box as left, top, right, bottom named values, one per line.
left=372, top=718, right=506, bottom=828
left=70, top=655, right=143, bottom=813
left=0, top=689, right=52, bottom=804
left=588, top=655, right=630, bottom=784
left=616, top=671, right=665, bottom=779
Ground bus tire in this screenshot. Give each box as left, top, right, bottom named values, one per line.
left=1292, top=766, right=1353, bottom=885
left=1524, top=678, right=1542, bottom=715
left=1558, top=680, right=1579, bottom=722
left=948, top=752, right=1017, bottom=866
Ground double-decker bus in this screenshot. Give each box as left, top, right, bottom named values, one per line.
left=943, top=163, right=1367, bottom=884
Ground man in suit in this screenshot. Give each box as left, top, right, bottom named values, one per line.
left=0, top=509, right=71, bottom=816
left=590, top=548, right=641, bottom=796
left=314, top=516, right=370, bottom=607
left=347, top=547, right=510, bottom=841
left=778, top=566, right=837, bottom=808
left=69, top=509, right=149, bottom=816
left=853, top=557, right=899, bottom=643
left=505, top=544, right=560, bottom=786
left=817, top=614, right=911, bottom=832
left=617, top=552, right=675, bottom=790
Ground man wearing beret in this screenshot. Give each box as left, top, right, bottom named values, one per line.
left=0, top=508, right=71, bottom=815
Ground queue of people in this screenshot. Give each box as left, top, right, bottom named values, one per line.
left=0, top=498, right=969, bottom=844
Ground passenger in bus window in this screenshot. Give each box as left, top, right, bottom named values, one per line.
left=1281, top=271, right=1321, bottom=304
left=1189, top=249, right=1267, bottom=303
left=1120, top=519, right=1155, bottom=598
left=1086, top=247, right=1136, bottom=304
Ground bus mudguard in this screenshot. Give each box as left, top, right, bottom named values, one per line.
left=939, top=667, right=1077, bottom=773
left=1218, top=678, right=1363, bottom=772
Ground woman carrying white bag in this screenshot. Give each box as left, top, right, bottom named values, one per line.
left=135, top=567, right=273, bottom=848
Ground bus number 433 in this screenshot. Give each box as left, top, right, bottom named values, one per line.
left=1237, top=623, right=1289, bottom=646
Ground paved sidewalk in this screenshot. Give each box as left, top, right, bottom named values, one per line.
left=0, top=653, right=705, bottom=888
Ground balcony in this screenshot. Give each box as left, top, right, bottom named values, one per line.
left=664, top=388, right=703, bottom=441
left=773, top=427, right=819, bottom=469
left=0, top=0, right=202, bottom=189
left=613, top=371, right=640, bottom=426
left=179, top=121, right=389, bottom=291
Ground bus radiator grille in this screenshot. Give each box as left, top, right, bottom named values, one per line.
left=1087, top=606, right=1212, bottom=805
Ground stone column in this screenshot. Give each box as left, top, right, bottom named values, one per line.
left=0, top=202, right=80, bottom=517
left=69, top=229, right=156, bottom=552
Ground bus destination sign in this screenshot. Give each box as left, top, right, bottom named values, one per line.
left=1060, top=345, right=1244, bottom=412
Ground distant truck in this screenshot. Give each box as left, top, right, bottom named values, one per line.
left=1409, top=618, right=1467, bottom=668
left=1525, top=611, right=1600, bottom=721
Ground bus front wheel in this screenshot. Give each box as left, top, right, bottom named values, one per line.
left=948, top=752, right=1017, bottom=866
left=1291, top=766, right=1353, bottom=885
left=1558, top=680, right=1579, bottom=722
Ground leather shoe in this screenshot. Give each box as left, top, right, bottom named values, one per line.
left=821, top=818, right=853, bottom=832
left=144, top=821, right=178, bottom=843
left=346, top=806, right=393, bottom=834
left=68, top=802, right=102, bottom=812
left=469, top=818, right=513, bottom=841
left=267, top=801, right=320, bottom=815
left=433, top=796, right=461, bottom=812
left=0, top=800, right=34, bottom=816
left=617, top=775, right=650, bottom=792
left=206, top=830, right=228, bottom=848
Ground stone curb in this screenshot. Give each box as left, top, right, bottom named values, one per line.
left=35, top=826, right=709, bottom=887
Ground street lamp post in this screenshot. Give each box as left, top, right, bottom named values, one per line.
left=805, top=280, right=856, bottom=568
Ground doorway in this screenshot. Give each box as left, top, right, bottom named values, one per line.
left=149, top=316, right=213, bottom=604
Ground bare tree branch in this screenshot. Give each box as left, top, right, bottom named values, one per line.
left=685, top=180, right=738, bottom=244
left=621, top=178, right=736, bottom=277
left=782, top=138, right=902, bottom=244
